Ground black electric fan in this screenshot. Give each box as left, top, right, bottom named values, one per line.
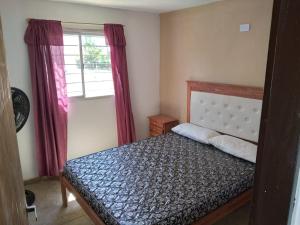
left=11, top=87, right=36, bottom=219
left=11, top=87, right=30, bottom=133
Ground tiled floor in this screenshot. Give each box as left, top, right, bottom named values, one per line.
left=26, top=180, right=250, bottom=225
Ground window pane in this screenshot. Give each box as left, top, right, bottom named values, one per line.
left=82, top=35, right=106, bottom=46
left=68, top=91, right=83, bottom=97
left=64, top=34, right=82, bottom=97
left=81, top=34, right=114, bottom=98
left=64, top=46, right=80, bottom=55
left=65, top=73, right=82, bottom=84
left=66, top=83, right=83, bottom=97
left=64, top=64, right=81, bottom=74
left=82, top=45, right=111, bottom=65
left=64, top=33, right=114, bottom=98
left=84, top=70, right=112, bottom=82
left=64, top=34, right=80, bottom=46
left=84, top=63, right=111, bottom=71
left=64, top=55, right=81, bottom=65
left=84, top=70, right=114, bottom=97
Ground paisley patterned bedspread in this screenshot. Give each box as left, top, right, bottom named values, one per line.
left=63, top=132, right=255, bottom=225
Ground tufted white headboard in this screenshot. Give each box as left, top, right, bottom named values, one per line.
left=187, top=81, right=264, bottom=143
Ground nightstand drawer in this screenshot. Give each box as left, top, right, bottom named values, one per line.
left=150, top=120, right=164, bottom=129
left=150, top=125, right=163, bottom=133
left=148, top=114, right=179, bottom=137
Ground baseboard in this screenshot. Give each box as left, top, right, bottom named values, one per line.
left=24, top=176, right=59, bottom=186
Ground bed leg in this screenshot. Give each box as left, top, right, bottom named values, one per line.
left=60, top=174, right=68, bottom=207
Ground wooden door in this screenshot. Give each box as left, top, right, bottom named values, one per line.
left=0, top=17, right=28, bottom=225
left=250, top=0, right=300, bottom=224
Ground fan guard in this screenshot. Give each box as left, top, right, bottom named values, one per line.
left=11, top=87, right=30, bottom=132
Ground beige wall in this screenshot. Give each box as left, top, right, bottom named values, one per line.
left=160, top=0, right=273, bottom=122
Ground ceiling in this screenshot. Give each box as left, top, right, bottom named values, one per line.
left=44, top=0, right=222, bottom=13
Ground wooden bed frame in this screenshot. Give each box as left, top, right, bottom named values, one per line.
left=61, top=81, right=264, bottom=225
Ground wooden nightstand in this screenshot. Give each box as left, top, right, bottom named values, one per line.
left=148, top=114, right=179, bottom=137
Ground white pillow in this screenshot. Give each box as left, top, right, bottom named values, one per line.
left=172, top=123, right=220, bottom=144
left=208, top=135, right=257, bottom=163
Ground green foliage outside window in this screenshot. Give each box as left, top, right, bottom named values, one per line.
left=76, top=37, right=111, bottom=70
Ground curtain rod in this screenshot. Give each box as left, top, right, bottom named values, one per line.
left=26, top=19, right=125, bottom=26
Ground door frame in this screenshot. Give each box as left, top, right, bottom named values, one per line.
left=0, top=16, right=28, bottom=225
left=250, top=0, right=300, bottom=224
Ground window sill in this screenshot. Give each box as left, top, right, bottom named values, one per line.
left=68, top=94, right=115, bottom=101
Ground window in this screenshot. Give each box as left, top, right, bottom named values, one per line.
left=63, top=32, right=114, bottom=98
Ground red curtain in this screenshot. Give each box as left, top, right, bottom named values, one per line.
left=104, top=24, right=136, bottom=146
left=24, top=19, right=68, bottom=176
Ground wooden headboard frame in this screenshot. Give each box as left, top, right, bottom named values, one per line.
left=186, top=81, right=264, bottom=143
left=187, top=81, right=264, bottom=122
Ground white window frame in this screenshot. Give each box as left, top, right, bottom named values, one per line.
left=63, top=29, right=114, bottom=99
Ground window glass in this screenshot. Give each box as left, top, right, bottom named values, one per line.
left=63, top=33, right=114, bottom=98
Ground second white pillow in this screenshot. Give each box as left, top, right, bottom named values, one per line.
left=208, top=135, right=257, bottom=163
left=172, top=123, right=220, bottom=144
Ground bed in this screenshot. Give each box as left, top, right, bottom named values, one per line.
left=60, top=81, right=263, bottom=225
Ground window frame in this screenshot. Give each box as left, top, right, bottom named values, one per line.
left=63, top=29, right=114, bottom=99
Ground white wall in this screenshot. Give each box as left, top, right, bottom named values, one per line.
left=0, top=0, right=160, bottom=180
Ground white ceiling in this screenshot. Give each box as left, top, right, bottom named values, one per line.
left=44, top=0, right=222, bottom=13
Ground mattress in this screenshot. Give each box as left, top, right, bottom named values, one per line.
left=63, top=132, right=255, bottom=225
